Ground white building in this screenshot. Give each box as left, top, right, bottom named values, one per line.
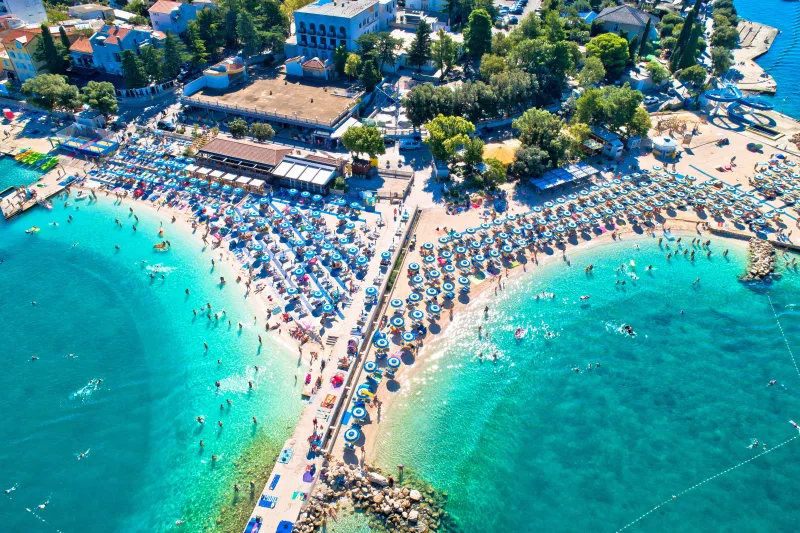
left=403, top=0, right=444, bottom=13
left=148, top=0, right=215, bottom=36
left=287, top=0, right=395, bottom=61
left=68, top=4, right=114, bottom=21
left=88, top=23, right=166, bottom=75
left=0, top=0, right=46, bottom=25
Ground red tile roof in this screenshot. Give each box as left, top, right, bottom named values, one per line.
left=103, top=26, right=130, bottom=45
left=69, top=37, right=93, bottom=54
left=149, top=0, right=181, bottom=14
left=301, top=57, right=327, bottom=70
left=1, top=29, right=39, bottom=46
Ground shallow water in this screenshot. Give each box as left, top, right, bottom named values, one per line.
left=0, top=198, right=302, bottom=532
left=0, top=156, right=44, bottom=192
left=373, top=234, right=800, bottom=532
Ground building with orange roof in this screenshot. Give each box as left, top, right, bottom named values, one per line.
left=148, top=0, right=215, bottom=36
left=88, top=23, right=167, bottom=76
left=0, top=28, right=45, bottom=81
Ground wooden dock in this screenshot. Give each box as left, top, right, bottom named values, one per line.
left=0, top=166, right=71, bottom=220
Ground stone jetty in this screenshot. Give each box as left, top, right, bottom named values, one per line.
left=743, top=238, right=775, bottom=280
left=292, top=461, right=452, bottom=533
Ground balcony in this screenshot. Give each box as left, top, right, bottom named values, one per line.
left=297, top=26, right=306, bottom=34
left=308, top=28, right=316, bottom=35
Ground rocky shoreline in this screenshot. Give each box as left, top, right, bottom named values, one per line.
left=292, top=462, right=455, bottom=533
left=742, top=238, right=775, bottom=280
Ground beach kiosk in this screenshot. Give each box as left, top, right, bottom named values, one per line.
left=652, top=136, right=679, bottom=160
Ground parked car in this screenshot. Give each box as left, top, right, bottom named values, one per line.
left=384, top=138, right=396, bottom=147
left=667, top=87, right=679, bottom=96
left=510, top=7, right=523, bottom=14
left=508, top=16, right=519, bottom=24
left=156, top=120, right=176, bottom=132
left=399, top=138, right=422, bottom=150
left=498, top=7, right=508, bottom=15
left=643, top=96, right=660, bottom=106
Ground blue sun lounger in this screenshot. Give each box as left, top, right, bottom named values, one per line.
left=269, top=474, right=280, bottom=491
left=243, top=517, right=262, bottom=533
left=278, top=448, right=293, bottom=464
left=258, top=495, right=278, bottom=509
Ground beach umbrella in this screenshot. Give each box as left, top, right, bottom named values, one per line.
left=409, top=310, right=425, bottom=321
left=286, top=287, right=298, bottom=296
left=391, top=317, right=405, bottom=328
left=387, top=357, right=402, bottom=369
left=438, top=236, right=450, bottom=244
left=313, top=194, right=323, bottom=202
left=356, top=256, right=368, bottom=266
left=455, top=246, right=467, bottom=255
left=305, top=250, right=317, bottom=261
left=459, top=259, right=472, bottom=269
left=422, top=242, right=434, bottom=251
left=426, top=287, right=439, bottom=298
left=451, top=232, right=462, bottom=240
left=424, top=255, right=436, bottom=263
left=293, top=267, right=305, bottom=277
left=408, top=292, right=422, bottom=303
left=443, top=264, right=455, bottom=274
left=364, top=360, right=378, bottom=373
left=301, top=191, right=311, bottom=199
left=466, top=227, right=477, bottom=234
left=347, top=247, right=359, bottom=256
left=480, top=223, right=491, bottom=230
left=366, top=286, right=378, bottom=297
left=322, top=304, right=334, bottom=313
left=310, top=210, right=321, bottom=219
left=411, top=275, right=425, bottom=286
left=427, top=269, right=441, bottom=279
left=458, top=276, right=470, bottom=286
left=401, top=331, right=416, bottom=344
left=390, top=299, right=404, bottom=309
left=289, top=189, right=298, bottom=196
left=428, top=304, right=441, bottom=314
left=544, top=201, right=554, bottom=208
left=375, top=338, right=390, bottom=349
left=381, top=251, right=392, bottom=261
left=408, top=262, right=420, bottom=271
left=488, top=250, right=500, bottom=258
left=532, top=206, right=543, bottom=212
left=440, top=250, right=452, bottom=259
left=442, top=282, right=455, bottom=292
left=542, top=231, right=554, bottom=238
left=352, top=406, right=367, bottom=420
left=345, top=221, right=356, bottom=229
left=233, top=188, right=243, bottom=195
left=356, top=387, right=372, bottom=400
left=344, top=426, right=362, bottom=443
left=502, top=245, right=513, bottom=253
left=474, top=254, right=485, bottom=262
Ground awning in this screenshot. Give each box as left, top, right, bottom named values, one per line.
left=221, top=173, right=238, bottom=183
left=196, top=167, right=211, bottom=175
left=210, top=170, right=224, bottom=179
left=249, top=179, right=265, bottom=189
left=185, top=164, right=198, bottom=172
left=331, top=117, right=361, bottom=140
left=236, top=176, right=252, bottom=184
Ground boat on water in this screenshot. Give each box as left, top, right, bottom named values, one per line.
left=25, top=226, right=40, bottom=234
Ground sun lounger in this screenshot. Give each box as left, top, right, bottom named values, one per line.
left=258, top=495, right=278, bottom=509
left=243, top=518, right=262, bottom=533
left=268, top=474, right=280, bottom=490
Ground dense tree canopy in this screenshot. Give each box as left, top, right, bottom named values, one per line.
left=512, top=108, right=570, bottom=169
left=408, top=20, right=433, bottom=72
left=424, top=115, right=475, bottom=163
left=586, top=33, right=628, bottom=79
left=81, top=81, right=118, bottom=116
left=465, top=9, right=493, bottom=59
left=341, top=125, right=385, bottom=159
left=21, top=74, right=81, bottom=111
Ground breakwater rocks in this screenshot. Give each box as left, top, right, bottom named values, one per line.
left=742, top=238, right=775, bottom=280
left=293, top=462, right=455, bottom=533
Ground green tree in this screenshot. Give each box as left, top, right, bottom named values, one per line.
left=120, top=50, right=148, bottom=88
left=711, top=26, right=739, bottom=49
left=676, top=22, right=703, bottom=70
left=711, top=46, right=733, bottom=75
left=578, top=56, right=605, bottom=86
left=628, top=35, right=639, bottom=64
left=250, top=122, right=275, bottom=141
left=237, top=11, right=262, bottom=56
left=228, top=118, right=248, bottom=138
left=22, top=74, right=81, bottom=110
left=432, top=29, right=458, bottom=80
left=492, top=32, right=514, bottom=57
left=333, top=45, right=349, bottom=76
left=341, top=124, right=385, bottom=159
left=482, top=157, right=507, bottom=186
left=162, top=33, right=188, bottom=81
left=586, top=33, right=629, bottom=79
left=356, top=33, right=380, bottom=61
left=81, top=81, right=118, bottom=116
left=127, top=0, right=148, bottom=16
left=480, top=53, right=507, bottom=81
left=628, top=107, right=652, bottom=138
left=408, top=20, right=433, bottom=72
left=645, top=60, right=669, bottom=84
left=465, top=9, right=492, bottom=59
left=140, top=46, right=164, bottom=82
left=638, top=18, right=651, bottom=58
left=462, top=136, right=485, bottom=170
left=403, top=83, right=437, bottom=128
left=512, top=108, right=570, bottom=167
left=678, top=64, right=707, bottom=86
left=424, top=115, right=475, bottom=163
left=509, top=145, right=550, bottom=179
left=670, top=0, right=702, bottom=71
left=196, top=8, right=224, bottom=56
left=344, top=53, right=361, bottom=80
left=58, top=26, right=71, bottom=55
left=129, top=15, right=149, bottom=25
left=35, top=24, right=66, bottom=74
left=375, top=32, right=403, bottom=72
left=360, top=60, right=380, bottom=92
left=544, top=10, right=565, bottom=42
left=185, top=21, right=209, bottom=68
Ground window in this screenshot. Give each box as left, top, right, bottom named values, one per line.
left=114, top=53, right=121, bottom=62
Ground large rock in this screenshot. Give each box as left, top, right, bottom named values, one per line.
left=409, top=510, right=419, bottom=522
left=373, top=493, right=384, bottom=504
left=368, top=472, right=389, bottom=486
left=409, top=489, right=421, bottom=501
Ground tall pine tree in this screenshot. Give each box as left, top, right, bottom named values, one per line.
left=670, top=0, right=702, bottom=71
left=638, top=18, right=651, bottom=59
left=407, top=20, right=433, bottom=72
left=678, top=22, right=704, bottom=70
left=35, top=24, right=66, bottom=74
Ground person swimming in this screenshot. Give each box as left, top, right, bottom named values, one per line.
left=580, top=295, right=590, bottom=300
left=622, top=324, right=635, bottom=336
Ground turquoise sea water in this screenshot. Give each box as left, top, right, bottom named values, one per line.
left=735, top=0, right=800, bottom=118
left=373, top=235, right=800, bottom=532
left=0, top=156, right=44, bottom=192
left=0, top=198, right=302, bottom=532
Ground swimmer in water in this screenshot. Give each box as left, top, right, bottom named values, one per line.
left=767, top=380, right=777, bottom=387
left=580, top=295, right=590, bottom=300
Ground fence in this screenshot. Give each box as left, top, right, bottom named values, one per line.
left=322, top=207, right=421, bottom=452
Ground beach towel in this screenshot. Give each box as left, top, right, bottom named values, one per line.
left=268, top=474, right=280, bottom=491
left=243, top=518, right=262, bottom=533
left=292, top=492, right=308, bottom=502
left=321, top=394, right=337, bottom=408
left=302, top=471, right=315, bottom=483
left=278, top=448, right=293, bottom=464
left=276, top=521, right=294, bottom=533
left=258, top=495, right=278, bottom=509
